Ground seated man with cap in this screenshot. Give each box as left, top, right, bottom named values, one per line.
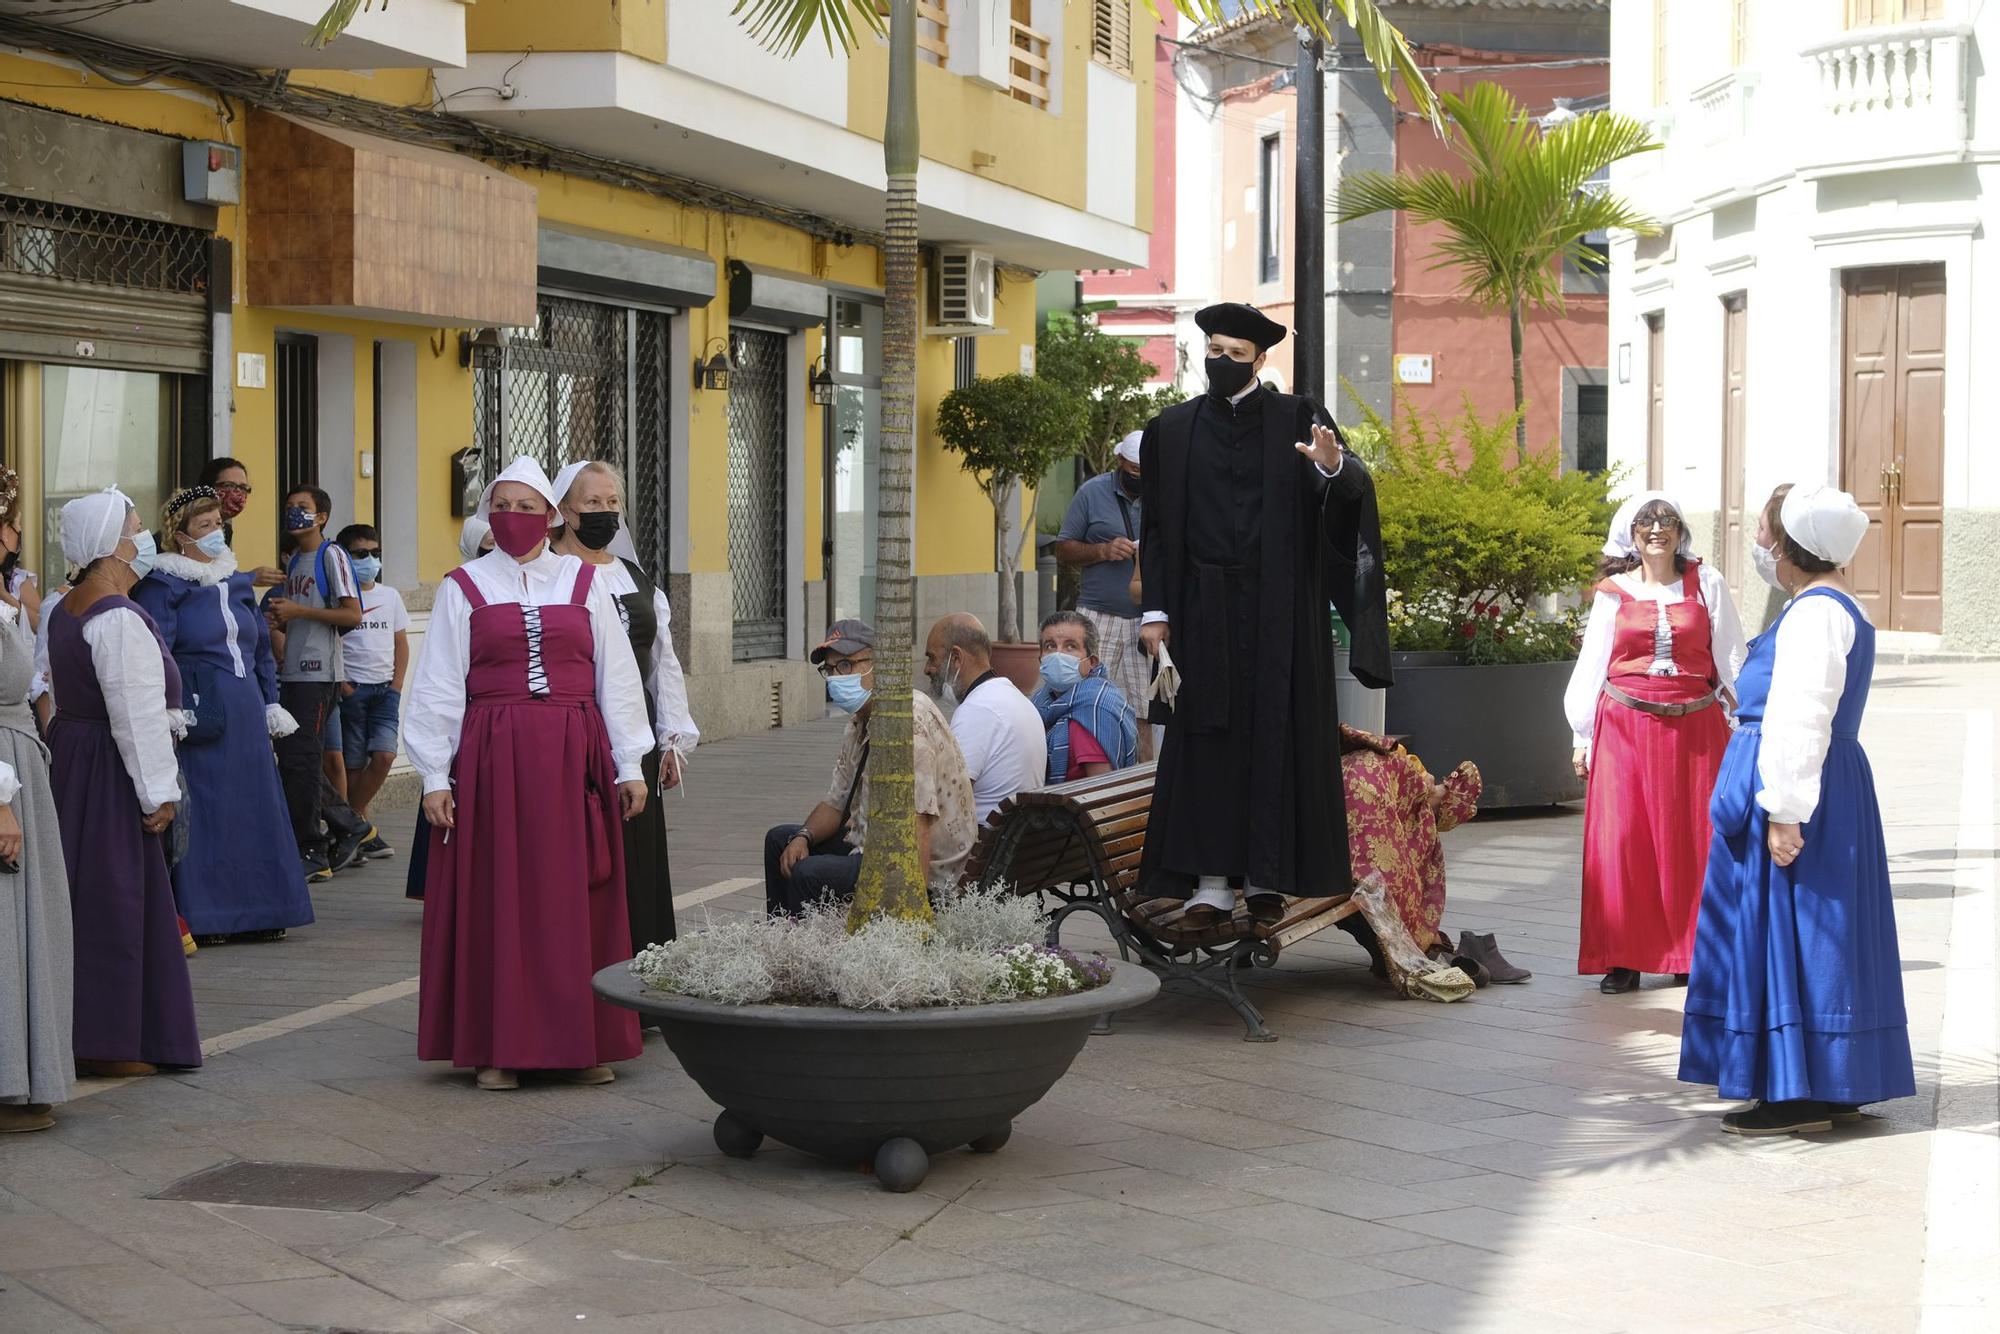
left=1134, top=301, right=1392, bottom=927
left=1052, top=431, right=1152, bottom=760
left=764, top=618, right=979, bottom=915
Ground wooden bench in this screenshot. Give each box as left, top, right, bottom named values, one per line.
left=965, top=764, right=1358, bottom=1041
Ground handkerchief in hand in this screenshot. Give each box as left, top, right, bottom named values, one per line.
left=1149, top=643, right=1181, bottom=708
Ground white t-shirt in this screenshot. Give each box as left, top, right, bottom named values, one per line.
left=951, top=673, right=1048, bottom=823
left=343, top=584, right=410, bottom=686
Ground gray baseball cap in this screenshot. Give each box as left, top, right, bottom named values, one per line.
left=810, top=618, right=876, bottom=665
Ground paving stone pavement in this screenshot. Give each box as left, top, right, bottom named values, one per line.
left=3, top=666, right=1995, bottom=1334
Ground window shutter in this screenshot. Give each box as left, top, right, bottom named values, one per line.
left=1092, top=0, right=1132, bottom=74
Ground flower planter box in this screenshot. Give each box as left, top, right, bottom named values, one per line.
left=592, top=960, right=1160, bottom=1191
left=1384, top=652, right=1584, bottom=809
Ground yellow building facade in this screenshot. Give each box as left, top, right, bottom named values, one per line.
left=0, top=1, right=1153, bottom=737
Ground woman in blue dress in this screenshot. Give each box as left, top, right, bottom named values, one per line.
left=134, top=487, right=313, bottom=944
left=1679, top=483, right=1914, bottom=1136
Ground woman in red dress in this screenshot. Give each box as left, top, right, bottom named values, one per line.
left=1564, top=492, right=1746, bottom=993
left=404, top=457, right=653, bottom=1090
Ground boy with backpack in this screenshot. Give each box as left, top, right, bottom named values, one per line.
left=268, top=486, right=374, bottom=881
left=331, top=523, right=408, bottom=859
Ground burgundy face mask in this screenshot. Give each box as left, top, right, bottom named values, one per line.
left=488, top=509, right=550, bottom=557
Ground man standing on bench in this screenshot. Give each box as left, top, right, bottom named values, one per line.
left=1136, top=303, right=1392, bottom=927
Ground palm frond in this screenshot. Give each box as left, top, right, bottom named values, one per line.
left=732, top=0, right=884, bottom=56
left=307, top=0, right=369, bottom=49
left=1161, top=0, right=1439, bottom=128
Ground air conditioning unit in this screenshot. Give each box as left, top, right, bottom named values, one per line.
left=936, top=247, right=996, bottom=328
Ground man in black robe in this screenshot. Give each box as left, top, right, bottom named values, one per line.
left=1137, top=303, right=1391, bottom=926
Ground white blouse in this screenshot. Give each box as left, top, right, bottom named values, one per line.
left=80, top=605, right=183, bottom=814
left=1756, top=591, right=1866, bottom=825
left=587, top=558, right=700, bottom=750
left=1563, top=563, right=1749, bottom=751
left=404, top=548, right=652, bottom=796
left=0, top=602, right=21, bottom=805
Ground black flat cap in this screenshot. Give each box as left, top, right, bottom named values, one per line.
left=1195, top=302, right=1288, bottom=351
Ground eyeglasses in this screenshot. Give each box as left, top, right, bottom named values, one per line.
left=213, top=482, right=252, bottom=496
left=817, top=656, right=873, bottom=679
left=1636, top=517, right=1680, bottom=532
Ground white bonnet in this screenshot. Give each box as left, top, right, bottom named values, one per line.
left=1780, top=484, right=1869, bottom=566
left=457, top=516, right=491, bottom=562
left=551, top=459, right=640, bottom=564
left=1113, top=431, right=1143, bottom=466
left=1602, top=489, right=1695, bottom=561
left=475, top=456, right=561, bottom=527
left=60, top=488, right=136, bottom=570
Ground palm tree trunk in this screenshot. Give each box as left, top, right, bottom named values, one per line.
left=1509, top=296, right=1526, bottom=457
left=849, top=0, right=930, bottom=929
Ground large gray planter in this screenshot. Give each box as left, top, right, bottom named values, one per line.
left=592, top=961, right=1160, bottom=1191
left=1384, top=652, right=1584, bottom=808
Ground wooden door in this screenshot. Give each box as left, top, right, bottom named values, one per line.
left=1840, top=264, right=1945, bottom=632
left=1645, top=314, right=1666, bottom=489
left=1719, top=294, right=1748, bottom=588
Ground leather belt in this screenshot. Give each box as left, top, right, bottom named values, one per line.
left=1603, top=682, right=1718, bottom=717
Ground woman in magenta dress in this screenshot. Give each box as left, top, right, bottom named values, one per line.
left=1564, top=492, right=1746, bottom=994
left=404, top=459, right=652, bottom=1091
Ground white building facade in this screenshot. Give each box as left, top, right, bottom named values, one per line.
left=1609, top=0, right=2000, bottom=651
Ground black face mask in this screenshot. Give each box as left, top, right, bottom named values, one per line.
left=0, top=550, right=16, bottom=578
left=1205, top=354, right=1257, bottom=400
left=1118, top=470, right=1142, bottom=499
left=571, top=511, right=621, bottom=551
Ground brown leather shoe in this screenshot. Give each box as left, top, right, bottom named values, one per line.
left=1458, top=931, right=1532, bottom=984
left=76, top=1060, right=157, bottom=1079
left=0, top=1104, right=55, bottom=1133
left=553, top=1066, right=616, bottom=1086
left=1178, top=903, right=1226, bottom=928
left=1246, top=894, right=1287, bottom=925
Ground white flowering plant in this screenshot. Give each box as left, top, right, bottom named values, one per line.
left=629, top=890, right=1113, bottom=1011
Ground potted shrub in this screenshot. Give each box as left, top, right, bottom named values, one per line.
left=593, top=892, right=1158, bottom=1192
left=936, top=373, right=1088, bottom=689
left=1353, top=393, right=1615, bottom=807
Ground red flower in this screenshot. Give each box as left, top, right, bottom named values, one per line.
left=1488, top=605, right=1502, bottom=619
left=1495, top=628, right=1509, bottom=642
left=1460, top=621, right=1478, bottom=639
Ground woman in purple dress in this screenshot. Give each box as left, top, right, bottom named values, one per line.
left=47, top=490, right=199, bottom=1078
left=405, top=460, right=650, bottom=1091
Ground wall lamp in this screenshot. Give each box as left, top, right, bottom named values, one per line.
left=693, top=338, right=733, bottom=392
left=458, top=327, right=507, bottom=369
left=809, top=354, right=837, bottom=407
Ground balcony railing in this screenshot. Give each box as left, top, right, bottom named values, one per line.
left=917, top=0, right=949, bottom=66
left=1009, top=20, right=1052, bottom=109
left=1799, top=22, right=1971, bottom=175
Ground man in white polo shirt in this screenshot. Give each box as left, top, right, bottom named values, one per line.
left=923, top=613, right=1045, bottom=824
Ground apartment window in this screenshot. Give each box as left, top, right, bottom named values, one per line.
left=1846, top=0, right=1943, bottom=25
left=1563, top=233, right=1611, bottom=295
left=1731, top=0, right=1749, bottom=65
left=1092, top=0, right=1133, bottom=74
left=1258, top=133, right=1282, bottom=285
left=1652, top=0, right=1668, bottom=104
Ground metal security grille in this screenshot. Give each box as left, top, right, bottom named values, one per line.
left=728, top=327, right=788, bottom=660
left=275, top=334, right=319, bottom=504
left=472, top=294, right=673, bottom=582
left=0, top=194, right=207, bottom=293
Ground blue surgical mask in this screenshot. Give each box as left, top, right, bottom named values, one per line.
left=826, top=672, right=872, bottom=714
left=191, top=530, right=230, bottom=560
left=1040, top=651, right=1083, bottom=692
left=125, top=529, right=157, bottom=579
left=350, top=555, right=382, bottom=584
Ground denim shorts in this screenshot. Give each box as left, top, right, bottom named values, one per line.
left=334, top=682, right=402, bottom=768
